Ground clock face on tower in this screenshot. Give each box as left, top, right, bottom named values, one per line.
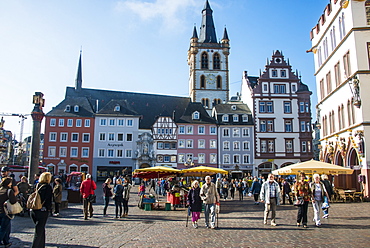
left=206, top=74, right=216, bottom=85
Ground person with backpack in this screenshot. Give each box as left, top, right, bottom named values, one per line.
left=30, top=172, right=53, bottom=248
left=80, top=174, right=97, bottom=220
left=0, top=177, right=17, bottom=247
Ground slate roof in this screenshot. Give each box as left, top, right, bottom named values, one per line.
left=95, top=99, right=139, bottom=116
left=46, top=87, right=191, bottom=129
left=46, top=96, right=95, bottom=117
left=177, top=102, right=216, bottom=124
left=214, top=103, right=252, bottom=115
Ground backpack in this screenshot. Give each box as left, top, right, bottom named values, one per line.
left=26, top=184, right=44, bottom=210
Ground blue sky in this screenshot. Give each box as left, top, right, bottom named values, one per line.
left=0, top=0, right=327, bottom=140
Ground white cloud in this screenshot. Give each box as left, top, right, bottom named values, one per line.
left=115, top=0, right=198, bottom=31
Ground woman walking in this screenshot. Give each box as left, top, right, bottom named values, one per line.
left=294, top=172, right=311, bottom=228
left=102, top=178, right=113, bottom=216
left=249, top=178, right=262, bottom=205
left=187, top=180, right=202, bottom=228
left=113, top=179, right=124, bottom=218
left=0, top=177, right=17, bottom=247
left=52, top=178, right=63, bottom=217
left=310, top=174, right=330, bottom=227
left=122, top=178, right=132, bottom=217
left=221, top=178, right=229, bottom=200
left=229, top=179, right=236, bottom=200
left=30, top=172, right=53, bottom=248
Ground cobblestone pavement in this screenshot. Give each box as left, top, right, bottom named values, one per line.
left=9, top=186, right=370, bottom=248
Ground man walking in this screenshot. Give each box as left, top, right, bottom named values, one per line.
left=260, top=173, right=280, bottom=226
left=80, top=174, right=96, bottom=220
left=200, top=176, right=219, bottom=229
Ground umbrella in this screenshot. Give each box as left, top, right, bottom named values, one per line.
left=271, top=159, right=354, bottom=175
left=181, top=166, right=228, bottom=177
left=133, top=166, right=181, bottom=179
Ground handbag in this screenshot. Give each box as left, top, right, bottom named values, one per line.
left=294, top=197, right=304, bottom=206
left=87, top=194, right=96, bottom=203
left=4, top=189, right=23, bottom=219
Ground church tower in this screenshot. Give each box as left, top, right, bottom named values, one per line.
left=188, top=0, right=230, bottom=110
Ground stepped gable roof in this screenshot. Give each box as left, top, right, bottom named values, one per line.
left=96, top=99, right=138, bottom=116
left=214, top=102, right=252, bottom=115
left=46, top=96, right=94, bottom=117
left=177, top=102, right=216, bottom=124
left=64, top=87, right=190, bottom=129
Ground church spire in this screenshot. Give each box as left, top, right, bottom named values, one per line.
left=75, top=50, right=82, bottom=91
left=192, top=25, right=198, bottom=39
left=199, top=0, right=217, bottom=43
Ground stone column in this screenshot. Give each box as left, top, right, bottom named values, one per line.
left=28, top=92, right=45, bottom=184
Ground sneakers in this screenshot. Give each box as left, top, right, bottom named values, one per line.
left=322, top=214, right=329, bottom=219
left=192, top=222, right=198, bottom=228
left=271, top=222, right=277, bottom=226
left=53, top=213, right=59, bottom=217
left=263, top=220, right=267, bottom=225
left=297, top=223, right=301, bottom=227
left=210, top=225, right=215, bottom=229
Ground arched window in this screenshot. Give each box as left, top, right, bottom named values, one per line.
left=217, top=76, right=222, bottom=89
left=213, top=53, right=220, bottom=69
left=201, top=52, right=208, bottom=69
left=200, top=75, right=206, bottom=88
left=192, top=111, right=200, bottom=120
left=202, top=98, right=209, bottom=108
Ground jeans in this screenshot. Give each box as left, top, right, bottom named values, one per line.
left=54, top=202, right=60, bottom=214
left=31, top=210, right=49, bottom=248
left=264, top=198, right=277, bottom=224
left=115, top=197, right=123, bottom=217
left=222, top=188, right=228, bottom=200
left=312, top=200, right=323, bottom=225
left=0, top=213, right=11, bottom=245
left=297, top=201, right=309, bottom=225
left=204, top=203, right=216, bottom=227
left=254, top=193, right=260, bottom=202
left=103, top=197, right=110, bottom=215
left=122, top=199, right=129, bottom=215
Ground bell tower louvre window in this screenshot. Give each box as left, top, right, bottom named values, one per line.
left=201, top=52, right=209, bottom=69
left=213, top=53, right=220, bottom=69
left=217, top=76, right=221, bottom=89
left=200, top=75, right=206, bottom=88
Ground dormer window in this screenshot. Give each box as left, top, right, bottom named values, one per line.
left=231, top=105, right=236, bottom=110
left=65, top=105, right=71, bottom=112
left=233, top=115, right=238, bottom=122
left=222, top=114, right=228, bottom=122
left=114, top=105, right=120, bottom=112
left=242, top=114, right=248, bottom=122
left=74, top=105, right=79, bottom=112
left=192, top=111, right=200, bottom=120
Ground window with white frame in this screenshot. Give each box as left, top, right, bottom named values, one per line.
left=84, top=119, right=90, bottom=127
left=59, top=147, right=67, bottom=157
left=286, top=140, right=293, bottom=153
left=126, top=133, right=133, bottom=141
left=127, top=119, right=133, bottom=127
left=233, top=141, right=240, bottom=151
left=233, top=155, right=240, bottom=163
left=74, top=105, right=79, bottom=112
left=233, top=128, right=240, bottom=137
left=109, top=119, right=115, bottom=126
left=107, top=149, right=114, bottom=157
left=198, top=126, right=205, bottom=134
left=71, top=133, right=78, bottom=142
left=242, top=128, right=249, bottom=137
left=198, top=153, right=205, bottom=163
left=210, top=126, right=216, bottom=134
left=82, top=133, right=90, bottom=142
left=284, top=101, right=291, bottom=113
left=100, top=118, right=107, bottom=126
left=117, top=149, right=123, bottom=157
left=179, top=126, right=185, bottom=134
left=186, top=126, right=193, bottom=134
left=82, top=148, right=89, bottom=158
left=306, top=122, right=310, bottom=132
left=186, top=140, right=193, bottom=148
left=186, top=154, right=193, bottom=162
left=70, top=147, right=78, bottom=157
left=192, top=111, right=200, bottom=120
left=198, top=139, right=205, bottom=148
left=243, top=155, right=250, bottom=164
left=108, top=133, right=115, bottom=141
left=163, top=156, right=170, bottom=163
left=76, top=119, right=82, bottom=127
left=210, top=154, right=217, bottom=164
left=98, top=149, right=105, bottom=157
left=99, top=133, right=106, bottom=141
left=233, top=115, right=238, bottom=122
left=48, top=147, right=56, bottom=157
left=302, top=141, right=307, bottom=152
left=281, top=70, right=286, bottom=77
left=117, top=133, right=124, bottom=141
left=157, top=142, right=164, bottom=149
left=67, top=119, right=73, bottom=127
left=222, top=115, right=228, bottom=122
left=178, top=154, right=185, bottom=163
left=223, top=154, right=230, bottom=164
left=223, top=128, right=230, bottom=137
left=50, top=118, right=56, bottom=127
left=118, top=119, right=124, bottom=126
left=243, top=141, right=250, bottom=151
left=301, top=121, right=306, bottom=132
left=49, top=132, right=57, bottom=142
left=58, top=119, right=64, bottom=127
left=223, top=141, right=230, bottom=150
left=178, top=140, right=185, bottom=148
left=300, top=102, right=305, bottom=113
left=242, top=115, right=248, bottom=122
left=210, top=140, right=217, bottom=149
left=60, top=133, right=68, bottom=142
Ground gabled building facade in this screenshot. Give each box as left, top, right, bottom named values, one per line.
left=241, top=51, right=313, bottom=177
left=309, top=0, right=370, bottom=196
